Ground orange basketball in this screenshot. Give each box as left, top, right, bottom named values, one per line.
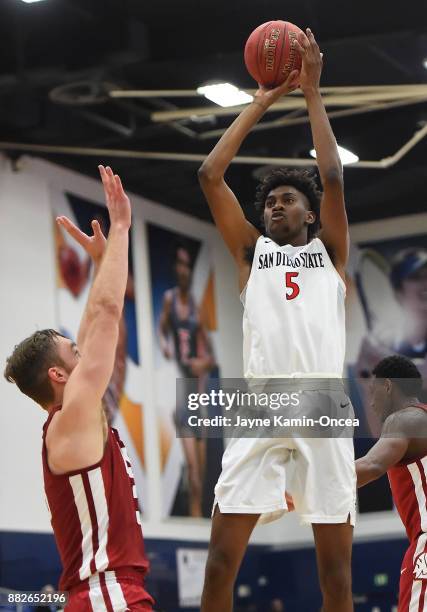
left=244, top=20, right=303, bottom=88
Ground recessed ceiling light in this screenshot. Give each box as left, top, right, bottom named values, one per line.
left=310, top=145, right=359, bottom=165
left=20, top=0, right=47, bottom=3
left=197, top=83, right=253, bottom=107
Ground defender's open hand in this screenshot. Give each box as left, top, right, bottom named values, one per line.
left=57, top=216, right=107, bottom=264
left=99, top=165, right=131, bottom=230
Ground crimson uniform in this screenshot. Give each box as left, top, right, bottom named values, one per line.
left=42, top=407, right=154, bottom=611
left=388, top=404, right=427, bottom=611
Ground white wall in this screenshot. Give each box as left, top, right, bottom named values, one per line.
left=0, top=155, right=279, bottom=544
left=2, top=155, right=420, bottom=548
left=0, top=158, right=57, bottom=532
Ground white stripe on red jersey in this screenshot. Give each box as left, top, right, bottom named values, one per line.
left=88, top=467, right=109, bottom=572
left=69, top=473, right=94, bottom=581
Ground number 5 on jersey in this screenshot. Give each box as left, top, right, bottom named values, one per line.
left=285, top=272, right=300, bottom=300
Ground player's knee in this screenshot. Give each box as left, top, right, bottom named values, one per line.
left=204, top=548, right=237, bottom=587
left=318, top=564, right=351, bottom=600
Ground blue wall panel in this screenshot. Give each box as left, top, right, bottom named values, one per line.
left=0, top=531, right=409, bottom=611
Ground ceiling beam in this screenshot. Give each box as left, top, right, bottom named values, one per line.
left=152, top=93, right=427, bottom=122
left=110, top=84, right=427, bottom=99
left=1, top=122, right=426, bottom=169
left=199, top=96, right=427, bottom=139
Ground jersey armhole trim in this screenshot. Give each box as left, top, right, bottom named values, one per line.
left=315, top=237, right=347, bottom=294
left=239, top=235, right=264, bottom=303
left=44, top=433, right=110, bottom=478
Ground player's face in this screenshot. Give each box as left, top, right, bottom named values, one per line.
left=397, top=266, right=427, bottom=319
left=263, top=185, right=314, bottom=245
left=46, top=336, right=80, bottom=404
left=175, top=248, right=192, bottom=290
left=55, top=336, right=80, bottom=377
left=370, top=377, right=392, bottom=422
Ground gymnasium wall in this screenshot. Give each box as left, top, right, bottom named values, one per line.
left=2, top=154, right=426, bottom=609
left=0, top=153, right=309, bottom=547
left=2, top=155, right=424, bottom=546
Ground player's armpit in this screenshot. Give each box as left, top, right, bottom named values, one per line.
left=45, top=413, right=105, bottom=474
left=356, top=437, right=409, bottom=488
left=197, top=173, right=260, bottom=262
left=317, top=174, right=349, bottom=274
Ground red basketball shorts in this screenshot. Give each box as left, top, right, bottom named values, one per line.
left=399, top=535, right=427, bottom=611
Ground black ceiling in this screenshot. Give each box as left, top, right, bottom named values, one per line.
left=1, top=0, right=427, bottom=227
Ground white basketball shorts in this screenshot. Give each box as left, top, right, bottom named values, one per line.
left=213, top=383, right=357, bottom=526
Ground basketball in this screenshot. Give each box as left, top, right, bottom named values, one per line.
left=244, top=20, right=303, bottom=88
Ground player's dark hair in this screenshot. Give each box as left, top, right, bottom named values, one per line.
left=254, top=168, right=322, bottom=240
left=174, top=240, right=194, bottom=268
left=4, top=329, right=66, bottom=406
left=373, top=355, right=422, bottom=397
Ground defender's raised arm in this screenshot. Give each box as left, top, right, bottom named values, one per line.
left=50, top=166, right=131, bottom=471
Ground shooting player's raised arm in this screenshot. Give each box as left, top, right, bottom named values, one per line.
left=198, top=72, right=300, bottom=265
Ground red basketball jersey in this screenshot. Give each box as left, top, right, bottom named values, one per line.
left=388, top=404, right=427, bottom=543
left=42, top=407, right=150, bottom=591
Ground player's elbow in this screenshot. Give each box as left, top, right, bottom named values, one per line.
left=90, top=300, right=122, bottom=323
left=198, top=163, right=222, bottom=185
left=322, top=166, right=344, bottom=187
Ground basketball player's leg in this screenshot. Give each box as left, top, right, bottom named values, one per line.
left=197, top=437, right=207, bottom=482
left=204, top=436, right=290, bottom=611
left=312, top=520, right=353, bottom=612
left=181, top=436, right=203, bottom=517
left=201, top=507, right=259, bottom=612
left=291, top=432, right=356, bottom=611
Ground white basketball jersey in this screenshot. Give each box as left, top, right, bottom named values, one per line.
left=242, top=236, right=346, bottom=377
